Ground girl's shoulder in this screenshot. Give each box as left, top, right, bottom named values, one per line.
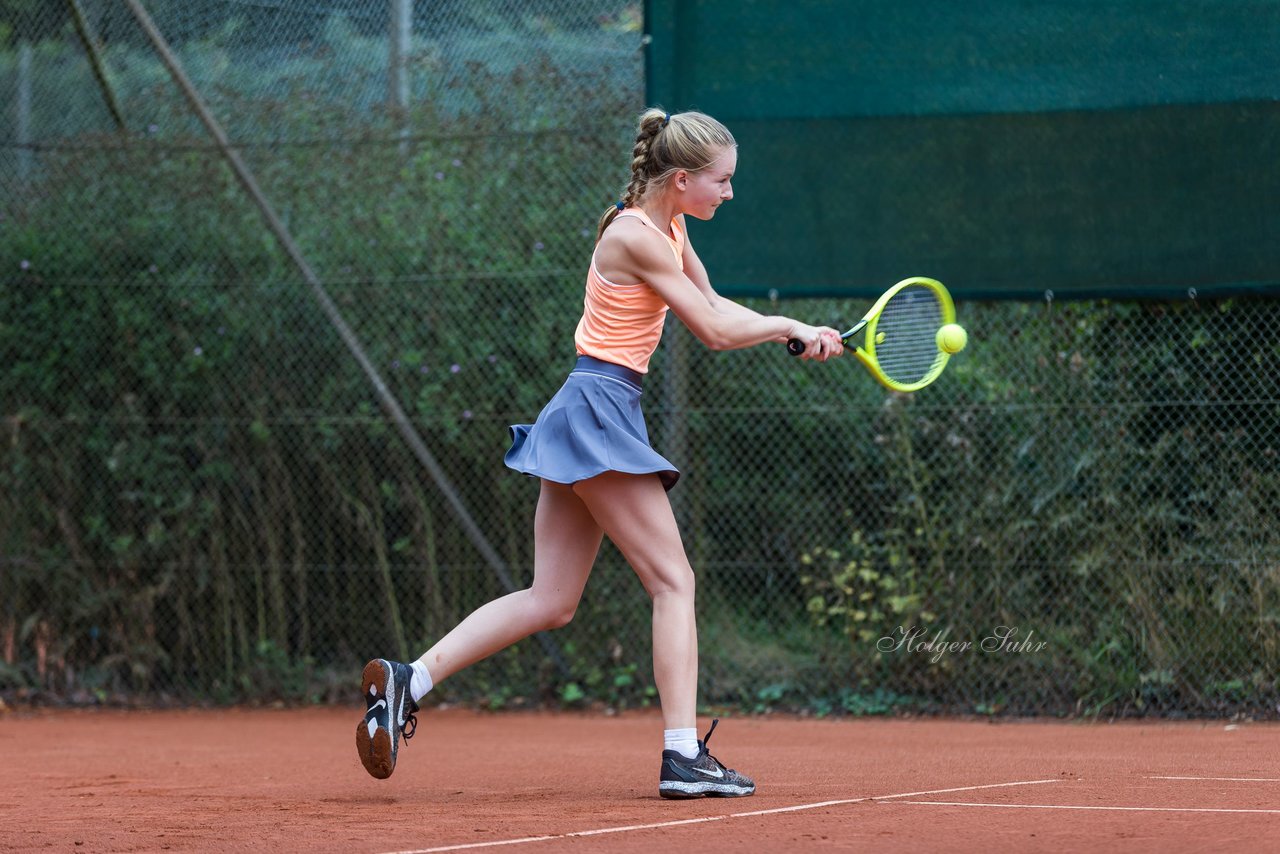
left=595, top=217, right=678, bottom=284
left=599, top=215, right=669, bottom=255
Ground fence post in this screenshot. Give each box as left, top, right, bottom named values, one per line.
left=389, top=0, right=412, bottom=157
left=65, top=0, right=125, bottom=131
left=16, top=40, right=32, bottom=182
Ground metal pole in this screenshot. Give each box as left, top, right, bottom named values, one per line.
left=389, top=0, right=412, bottom=157
left=66, top=0, right=126, bottom=131
left=389, top=0, right=412, bottom=109
left=121, top=0, right=571, bottom=677
left=16, top=41, right=32, bottom=181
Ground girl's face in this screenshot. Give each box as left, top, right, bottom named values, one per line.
left=678, top=146, right=737, bottom=220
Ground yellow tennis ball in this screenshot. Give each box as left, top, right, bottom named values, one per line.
left=937, top=323, right=967, bottom=354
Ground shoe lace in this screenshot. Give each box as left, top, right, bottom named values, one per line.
left=402, top=702, right=419, bottom=742
left=698, top=718, right=732, bottom=772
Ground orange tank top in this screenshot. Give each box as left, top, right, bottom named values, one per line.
left=574, top=209, right=684, bottom=374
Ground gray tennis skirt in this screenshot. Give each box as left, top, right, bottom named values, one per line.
left=504, top=355, right=680, bottom=491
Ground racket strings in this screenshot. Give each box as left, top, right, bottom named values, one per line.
left=874, top=285, right=945, bottom=384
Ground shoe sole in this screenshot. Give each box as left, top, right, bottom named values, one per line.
left=356, top=659, right=396, bottom=779
left=659, top=781, right=756, bottom=799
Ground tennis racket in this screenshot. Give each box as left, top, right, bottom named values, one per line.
left=788, top=276, right=960, bottom=392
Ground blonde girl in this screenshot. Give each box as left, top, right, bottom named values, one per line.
left=358, top=108, right=843, bottom=798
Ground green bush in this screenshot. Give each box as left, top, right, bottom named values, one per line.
left=2, top=12, right=1278, bottom=718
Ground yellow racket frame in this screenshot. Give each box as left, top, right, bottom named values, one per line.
left=851, top=276, right=956, bottom=392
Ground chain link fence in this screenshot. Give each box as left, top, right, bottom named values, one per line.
left=3, top=1, right=1278, bottom=718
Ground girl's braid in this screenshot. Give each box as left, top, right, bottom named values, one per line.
left=620, top=111, right=669, bottom=208
left=596, top=109, right=671, bottom=241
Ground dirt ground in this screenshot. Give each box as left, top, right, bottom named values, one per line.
left=3, top=707, right=1278, bottom=852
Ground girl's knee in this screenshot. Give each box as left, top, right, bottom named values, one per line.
left=528, top=589, right=579, bottom=630
left=647, top=566, right=695, bottom=601
left=541, top=603, right=577, bottom=630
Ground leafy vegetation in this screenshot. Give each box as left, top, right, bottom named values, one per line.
left=2, top=8, right=1278, bottom=718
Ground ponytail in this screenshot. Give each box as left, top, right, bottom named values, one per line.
left=596, top=108, right=735, bottom=242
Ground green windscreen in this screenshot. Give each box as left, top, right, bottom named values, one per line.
left=644, top=1, right=1280, bottom=299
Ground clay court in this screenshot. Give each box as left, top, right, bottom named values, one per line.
left=4, top=707, right=1277, bottom=852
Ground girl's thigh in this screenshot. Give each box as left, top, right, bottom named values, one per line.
left=572, top=471, right=693, bottom=596
left=531, top=479, right=605, bottom=602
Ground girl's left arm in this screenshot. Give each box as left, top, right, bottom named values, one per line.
left=680, top=219, right=781, bottom=332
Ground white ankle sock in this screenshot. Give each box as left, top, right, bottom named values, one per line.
left=409, top=660, right=434, bottom=703
left=664, top=727, right=700, bottom=760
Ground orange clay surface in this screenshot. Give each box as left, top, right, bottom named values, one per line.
left=2, top=707, right=1278, bottom=852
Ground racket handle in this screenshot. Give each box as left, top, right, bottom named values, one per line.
left=787, top=338, right=805, bottom=356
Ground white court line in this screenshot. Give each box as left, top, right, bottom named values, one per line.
left=383, top=778, right=1063, bottom=854
left=899, top=801, right=1280, bottom=815
left=1149, top=776, right=1280, bottom=783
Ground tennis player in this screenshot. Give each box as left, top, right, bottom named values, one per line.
left=358, top=108, right=843, bottom=797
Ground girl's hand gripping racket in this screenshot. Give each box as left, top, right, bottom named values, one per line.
left=788, top=276, right=964, bottom=392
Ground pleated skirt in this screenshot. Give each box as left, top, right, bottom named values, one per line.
left=504, top=355, right=679, bottom=491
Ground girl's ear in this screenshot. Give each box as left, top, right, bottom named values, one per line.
left=672, top=169, right=689, bottom=191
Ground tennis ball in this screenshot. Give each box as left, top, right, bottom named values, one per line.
left=937, top=323, right=967, bottom=354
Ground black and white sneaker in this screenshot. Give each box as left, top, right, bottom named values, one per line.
left=356, top=659, right=419, bottom=779
left=659, top=719, right=756, bottom=799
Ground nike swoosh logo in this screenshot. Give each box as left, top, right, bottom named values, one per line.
left=368, top=699, right=386, bottom=714
left=694, top=766, right=725, bottom=779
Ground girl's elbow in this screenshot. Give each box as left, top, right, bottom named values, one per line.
left=699, top=330, right=733, bottom=351
left=689, top=315, right=738, bottom=350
